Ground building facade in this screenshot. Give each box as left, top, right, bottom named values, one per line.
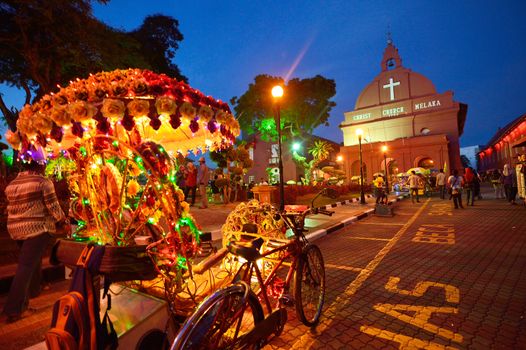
left=339, top=40, right=467, bottom=182
left=244, top=134, right=340, bottom=184
left=478, top=113, right=526, bottom=172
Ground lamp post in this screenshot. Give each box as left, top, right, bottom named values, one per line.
left=382, top=145, right=389, bottom=194
left=272, top=85, right=285, bottom=211
left=356, top=128, right=366, bottom=204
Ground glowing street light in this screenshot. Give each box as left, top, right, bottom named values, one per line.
left=356, top=128, right=366, bottom=204
left=292, top=142, right=301, bottom=152
left=382, top=145, right=389, bottom=195
left=272, top=85, right=285, bottom=210
left=336, top=155, right=343, bottom=163
left=271, top=85, right=284, bottom=98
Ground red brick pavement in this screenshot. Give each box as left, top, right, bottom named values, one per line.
left=3, top=192, right=524, bottom=349
left=266, top=195, right=526, bottom=349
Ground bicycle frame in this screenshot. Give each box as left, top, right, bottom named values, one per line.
left=233, top=210, right=311, bottom=314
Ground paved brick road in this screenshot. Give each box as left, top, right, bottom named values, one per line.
left=2, top=193, right=525, bottom=349
left=267, top=196, right=526, bottom=349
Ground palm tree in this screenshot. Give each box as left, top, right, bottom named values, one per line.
left=293, top=140, right=334, bottom=184
left=308, top=141, right=333, bottom=180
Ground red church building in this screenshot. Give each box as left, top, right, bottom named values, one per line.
left=339, top=40, right=467, bottom=182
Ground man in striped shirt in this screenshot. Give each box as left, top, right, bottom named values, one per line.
left=1, top=161, right=66, bottom=323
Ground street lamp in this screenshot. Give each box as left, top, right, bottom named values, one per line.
left=272, top=85, right=285, bottom=211
left=356, top=128, right=366, bottom=204
left=382, top=145, right=389, bottom=194
left=336, top=155, right=343, bottom=172
left=292, top=142, right=301, bottom=152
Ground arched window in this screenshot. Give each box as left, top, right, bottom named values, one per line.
left=388, top=160, right=398, bottom=176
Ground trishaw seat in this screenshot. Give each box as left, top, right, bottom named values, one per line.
left=227, top=237, right=264, bottom=262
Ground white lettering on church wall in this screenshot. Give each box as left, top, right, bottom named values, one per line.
left=414, top=100, right=441, bottom=110
left=352, top=113, right=371, bottom=121
left=382, top=107, right=404, bottom=117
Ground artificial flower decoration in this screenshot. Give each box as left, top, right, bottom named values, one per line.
left=101, top=99, right=126, bottom=120
left=127, top=99, right=150, bottom=118
left=8, top=68, right=238, bottom=156
left=50, top=106, right=71, bottom=126
left=179, top=101, right=196, bottom=119
left=33, top=113, right=53, bottom=134
left=198, top=105, right=214, bottom=123
left=155, top=96, right=177, bottom=116
left=68, top=101, right=98, bottom=123
left=127, top=179, right=141, bottom=197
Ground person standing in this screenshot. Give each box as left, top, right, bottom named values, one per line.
left=436, top=169, right=446, bottom=199
left=503, top=164, right=518, bottom=205
left=184, top=162, right=197, bottom=206
left=448, top=169, right=464, bottom=209
left=490, top=169, right=504, bottom=199
left=408, top=171, right=421, bottom=203
left=1, top=161, right=66, bottom=323
left=374, top=175, right=385, bottom=204
left=176, top=164, right=187, bottom=193
left=464, top=167, right=476, bottom=206
left=197, top=157, right=210, bottom=209
left=473, top=169, right=482, bottom=200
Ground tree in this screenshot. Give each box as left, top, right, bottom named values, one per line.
left=210, top=143, right=254, bottom=175
left=131, top=15, right=187, bottom=81
left=231, top=74, right=336, bottom=141
left=0, top=1, right=186, bottom=131
left=292, top=140, right=334, bottom=184
left=210, top=142, right=254, bottom=202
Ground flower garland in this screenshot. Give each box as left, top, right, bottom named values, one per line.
left=8, top=68, right=240, bottom=155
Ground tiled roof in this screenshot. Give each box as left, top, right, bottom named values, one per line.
left=483, top=113, right=526, bottom=149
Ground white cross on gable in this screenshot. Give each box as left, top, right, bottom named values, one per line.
left=383, top=77, right=400, bottom=101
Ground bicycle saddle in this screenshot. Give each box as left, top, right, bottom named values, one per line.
left=227, top=237, right=264, bottom=261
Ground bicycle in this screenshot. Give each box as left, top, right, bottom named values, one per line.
left=171, top=189, right=336, bottom=349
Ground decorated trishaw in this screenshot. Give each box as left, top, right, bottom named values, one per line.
left=6, top=68, right=244, bottom=342
left=7, top=68, right=327, bottom=349
left=406, top=167, right=433, bottom=197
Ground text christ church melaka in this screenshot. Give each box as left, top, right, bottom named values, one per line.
left=339, top=39, right=467, bottom=182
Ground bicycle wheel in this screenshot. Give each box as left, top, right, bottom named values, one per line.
left=171, top=283, right=264, bottom=350
left=294, top=244, right=325, bottom=326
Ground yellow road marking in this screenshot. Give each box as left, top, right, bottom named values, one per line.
left=325, top=263, right=363, bottom=273
left=291, top=198, right=430, bottom=349
left=413, top=224, right=455, bottom=245
left=428, top=203, right=453, bottom=216
left=373, top=303, right=463, bottom=343
left=348, top=236, right=391, bottom=242
left=385, top=277, right=460, bottom=303
left=361, top=326, right=459, bottom=349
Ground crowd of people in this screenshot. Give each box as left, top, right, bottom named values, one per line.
left=372, top=163, right=523, bottom=210
left=175, top=158, right=257, bottom=206
left=175, top=157, right=210, bottom=209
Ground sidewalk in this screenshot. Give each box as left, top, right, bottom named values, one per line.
left=192, top=193, right=391, bottom=241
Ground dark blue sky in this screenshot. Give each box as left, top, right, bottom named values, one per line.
left=3, top=1, right=526, bottom=147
